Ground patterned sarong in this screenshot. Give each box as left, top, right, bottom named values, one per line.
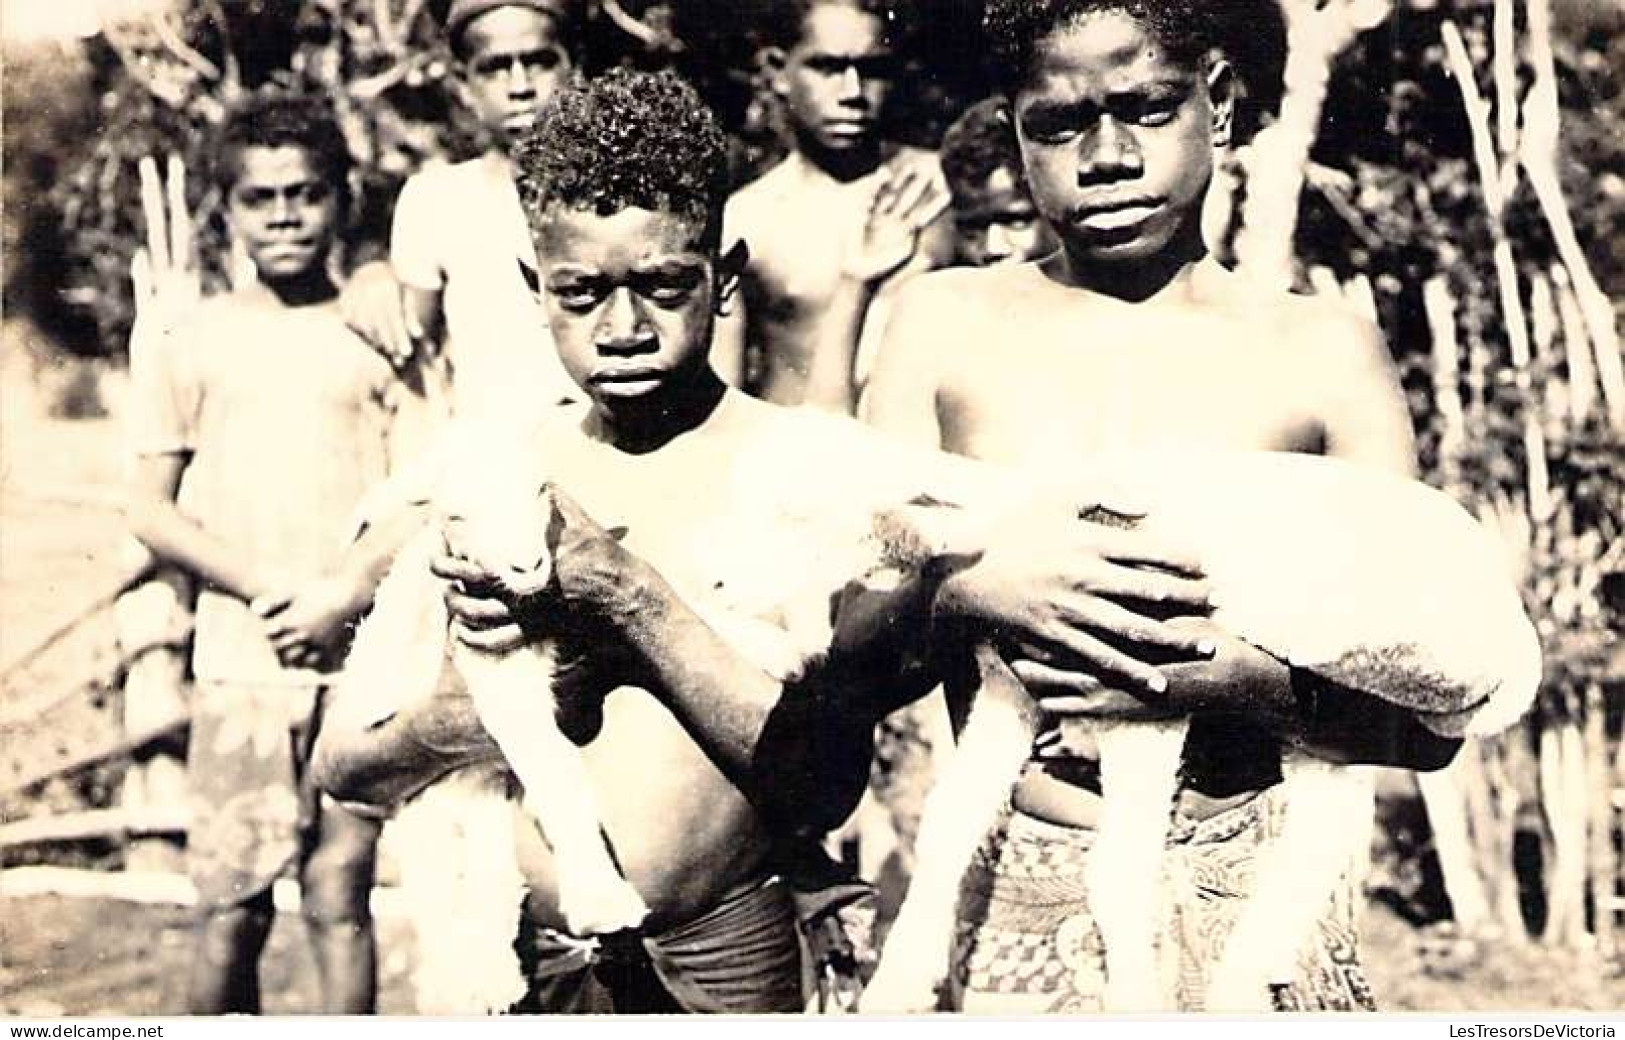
left=949, top=792, right=1376, bottom=1013
left=186, top=681, right=323, bottom=910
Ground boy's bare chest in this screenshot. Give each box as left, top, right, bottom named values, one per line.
left=938, top=321, right=1327, bottom=465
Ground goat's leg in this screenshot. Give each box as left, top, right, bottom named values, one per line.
left=1205, top=759, right=1375, bottom=1011
left=1087, top=720, right=1188, bottom=1012
left=861, top=644, right=1042, bottom=1013
left=393, top=771, right=531, bottom=1014
left=456, top=645, right=650, bottom=937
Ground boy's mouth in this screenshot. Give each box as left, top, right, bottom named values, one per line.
left=1070, top=198, right=1163, bottom=233
left=588, top=366, right=666, bottom=397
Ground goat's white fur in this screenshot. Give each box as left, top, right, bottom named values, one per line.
left=860, top=451, right=1543, bottom=1013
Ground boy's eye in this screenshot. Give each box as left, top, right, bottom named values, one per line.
left=471, top=47, right=566, bottom=79
left=1024, top=120, right=1080, bottom=146
left=549, top=281, right=606, bottom=310
left=804, top=55, right=895, bottom=80
left=1132, top=100, right=1180, bottom=127
left=634, top=272, right=702, bottom=306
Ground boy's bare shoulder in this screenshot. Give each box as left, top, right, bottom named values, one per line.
left=891, top=262, right=1031, bottom=323
left=725, top=157, right=795, bottom=230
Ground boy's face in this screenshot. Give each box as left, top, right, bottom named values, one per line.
left=457, top=6, right=572, bottom=144
left=773, top=3, right=895, bottom=153
left=953, top=166, right=1051, bottom=266
left=532, top=205, right=731, bottom=412
left=224, top=145, right=340, bottom=283
left=1010, top=11, right=1229, bottom=267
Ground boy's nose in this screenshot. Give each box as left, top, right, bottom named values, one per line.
left=268, top=195, right=301, bottom=227
left=594, top=288, right=657, bottom=354
left=983, top=225, right=1015, bottom=263
left=505, top=59, right=537, bottom=97
left=1077, top=117, right=1141, bottom=182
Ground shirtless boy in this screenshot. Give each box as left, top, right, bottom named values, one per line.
left=718, top=0, right=952, bottom=408
left=311, top=67, right=1222, bottom=1013
left=864, top=0, right=1453, bottom=1012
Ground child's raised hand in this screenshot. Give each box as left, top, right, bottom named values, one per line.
left=129, top=154, right=201, bottom=358
left=841, top=163, right=950, bottom=287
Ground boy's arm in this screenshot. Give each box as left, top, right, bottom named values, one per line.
left=1315, top=309, right=1418, bottom=476
left=126, top=453, right=271, bottom=604
left=311, top=664, right=501, bottom=812
left=802, top=165, right=948, bottom=416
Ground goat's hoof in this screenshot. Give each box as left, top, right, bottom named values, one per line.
left=558, top=876, right=650, bottom=936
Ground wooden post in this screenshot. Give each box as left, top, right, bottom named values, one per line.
left=113, top=564, right=191, bottom=873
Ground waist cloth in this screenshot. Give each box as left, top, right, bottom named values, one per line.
left=186, top=680, right=324, bottom=910
left=949, top=790, right=1376, bottom=1013
left=511, top=874, right=804, bottom=1013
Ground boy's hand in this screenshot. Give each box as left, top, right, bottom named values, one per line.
left=935, top=515, right=1215, bottom=696
left=130, top=154, right=200, bottom=357
left=341, top=261, right=422, bottom=370
left=1013, top=616, right=1295, bottom=726
left=841, top=165, right=950, bottom=287
left=253, top=577, right=359, bottom=670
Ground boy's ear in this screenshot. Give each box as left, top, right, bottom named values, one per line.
left=714, top=239, right=749, bottom=316
left=758, top=46, right=790, bottom=97
left=1206, top=57, right=1236, bottom=149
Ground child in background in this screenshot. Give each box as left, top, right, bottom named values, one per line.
left=340, top=0, right=584, bottom=419
left=126, top=93, right=410, bottom=1014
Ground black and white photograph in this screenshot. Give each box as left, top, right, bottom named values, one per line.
left=0, top=0, right=1620, bottom=1019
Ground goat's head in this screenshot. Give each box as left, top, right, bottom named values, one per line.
left=437, top=456, right=560, bottom=600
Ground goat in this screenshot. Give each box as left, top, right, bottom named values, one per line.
left=859, top=450, right=1542, bottom=1013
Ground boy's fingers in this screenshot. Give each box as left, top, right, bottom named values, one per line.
left=903, top=186, right=950, bottom=233
left=870, top=169, right=907, bottom=217
left=452, top=620, right=528, bottom=654
left=430, top=552, right=489, bottom=585
left=1087, top=525, right=1205, bottom=576
left=131, top=248, right=153, bottom=305
left=444, top=587, right=511, bottom=627
left=138, top=156, right=169, bottom=274
left=251, top=594, right=291, bottom=619
left=890, top=172, right=938, bottom=228
left=1009, top=658, right=1104, bottom=697
left=167, top=154, right=192, bottom=276
left=1031, top=622, right=1169, bottom=695
left=1077, top=562, right=1213, bottom=611
left=1055, top=594, right=1208, bottom=657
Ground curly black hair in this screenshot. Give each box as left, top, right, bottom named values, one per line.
left=984, top=0, right=1218, bottom=94
left=757, top=0, right=894, bottom=51
left=512, top=68, right=729, bottom=243
left=212, top=91, right=352, bottom=202
left=939, top=96, right=1024, bottom=202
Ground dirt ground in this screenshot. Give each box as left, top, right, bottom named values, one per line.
left=2, top=318, right=1621, bottom=1016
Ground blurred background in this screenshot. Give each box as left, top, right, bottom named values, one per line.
left=1, top=0, right=1621, bottom=1014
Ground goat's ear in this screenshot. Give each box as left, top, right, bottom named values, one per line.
left=606, top=525, right=630, bottom=543
left=517, top=258, right=541, bottom=296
